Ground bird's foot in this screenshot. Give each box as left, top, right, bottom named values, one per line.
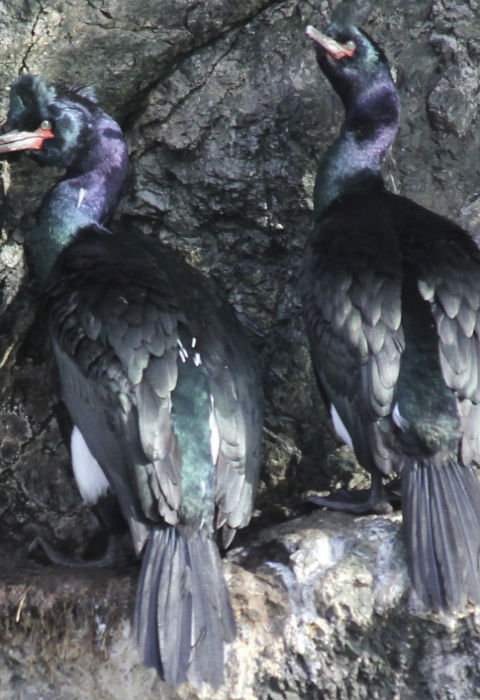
left=384, top=477, right=401, bottom=508
left=28, top=533, right=131, bottom=568
left=306, top=488, right=393, bottom=515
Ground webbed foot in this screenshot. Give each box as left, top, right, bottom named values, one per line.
left=28, top=533, right=131, bottom=568
left=306, top=473, right=394, bottom=515
left=306, top=488, right=393, bottom=515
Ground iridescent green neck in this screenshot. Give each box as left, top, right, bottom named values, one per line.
left=30, top=115, right=128, bottom=286
left=314, top=81, right=400, bottom=217
left=314, top=130, right=383, bottom=216
left=30, top=177, right=102, bottom=284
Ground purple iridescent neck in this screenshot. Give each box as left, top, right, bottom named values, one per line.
left=32, top=109, right=128, bottom=285
left=314, top=82, right=400, bottom=217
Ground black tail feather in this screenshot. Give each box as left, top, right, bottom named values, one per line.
left=134, top=527, right=235, bottom=689
left=402, top=459, right=480, bottom=611
left=429, top=464, right=461, bottom=604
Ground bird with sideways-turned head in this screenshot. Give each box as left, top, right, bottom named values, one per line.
left=0, top=73, right=263, bottom=689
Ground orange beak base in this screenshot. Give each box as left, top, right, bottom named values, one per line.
left=0, top=125, right=54, bottom=153
left=306, top=25, right=356, bottom=60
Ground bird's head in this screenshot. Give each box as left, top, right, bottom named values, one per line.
left=0, top=73, right=99, bottom=169
left=307, top=1, right=394, bottom=112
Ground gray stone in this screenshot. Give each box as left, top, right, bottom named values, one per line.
left=3, top=512, right=480, bottom=700
left=427, top=65, right=479, bottom=137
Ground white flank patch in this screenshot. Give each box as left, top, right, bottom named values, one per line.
left=330, top=404, right=354, bottom=449
left=209, top=395, right=220, bottom=464
left=71, top=425, right=110, bottom=504
left=392, top=402, right=409, bottom=431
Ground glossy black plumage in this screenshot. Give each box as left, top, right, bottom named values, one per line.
left=0, top=74, right=262, bottom=687
left=302, top=6, right=480, bottom=611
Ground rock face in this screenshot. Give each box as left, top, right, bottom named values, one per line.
left=0, top=0, right=480, bottom=698
left=3, top=511, right=480, bottom=700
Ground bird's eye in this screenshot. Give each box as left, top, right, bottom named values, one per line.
left=346, top=40, right=356, bottom=52
left=40, top=119, right=53, bottom=130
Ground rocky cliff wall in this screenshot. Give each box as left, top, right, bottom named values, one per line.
left=0, top=1, right=479, bottom=698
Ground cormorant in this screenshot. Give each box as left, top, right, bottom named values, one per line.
left=301, top=2, right=480, bottom=612
left=0, top=74, right=263, bottom=688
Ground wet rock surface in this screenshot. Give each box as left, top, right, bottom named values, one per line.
left=0, top=0, right=479, bottom=698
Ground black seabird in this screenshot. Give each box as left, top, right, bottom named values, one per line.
left=0, top=73, right=263, bottom=688
left=301, top=2, right=480, bottom=612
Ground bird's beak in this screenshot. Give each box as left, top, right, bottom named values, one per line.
left=306, top=25, right=356, bottom=59
left=0, top=125, right=54, bottom=153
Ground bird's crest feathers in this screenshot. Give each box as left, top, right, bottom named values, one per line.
left=331, top=0, right=372, bottom=29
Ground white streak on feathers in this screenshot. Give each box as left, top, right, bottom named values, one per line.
left=209, top=395, right=220, bottom=464
left=77, top=187, right=86, bottom=209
